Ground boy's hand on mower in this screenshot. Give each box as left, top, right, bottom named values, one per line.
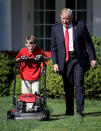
left=16, top=58, right=21, bottom=62
left=20, top=56, right=28, bottom=62
left=16, top=56, right=28, bottom=62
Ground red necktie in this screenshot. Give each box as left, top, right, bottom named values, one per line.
left=64, top=28, right=69, bottom=61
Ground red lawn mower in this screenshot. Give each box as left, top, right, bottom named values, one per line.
left=7, top=55, right=50, bottom=120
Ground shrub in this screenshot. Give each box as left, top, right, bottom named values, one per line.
left=0, top=52, right=15, bottom=96
left=84, top=65, right=101, bottom=99
left=84, top=36, right=101, bottom=99
left=92, top=36, right=101, bottom=64
left=41, top=59, right=64, bottom=98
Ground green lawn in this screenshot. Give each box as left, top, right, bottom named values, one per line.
left=0, top=96, right=101, bottom=131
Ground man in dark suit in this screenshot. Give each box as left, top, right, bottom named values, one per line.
left=51, top=8, right=97, bottom=116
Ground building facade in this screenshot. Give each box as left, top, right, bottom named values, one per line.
left=0, top=0, right=101, bottom=51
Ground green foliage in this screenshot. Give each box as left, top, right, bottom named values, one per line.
left=92, top=36, right=101, bottom=64
left=84, top=36, right=101, bottom=99
left=84, top=65, right=101, bottom=99
left=41, top=60, right=64, bottom=98
left=10, top=74, right=22, bottom=96
left=0, top=52, right=15, bottom=96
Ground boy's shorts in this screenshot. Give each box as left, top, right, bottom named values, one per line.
left=21, top=79, right=40, bottom=94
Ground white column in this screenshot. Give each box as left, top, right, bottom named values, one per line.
left=93, top=0, right=101, bottom=36
left=87, top=0, right=93, bottom=34
left=22, top=0, right=34, bottom=47
left=0, top=0, right=12, bottom=50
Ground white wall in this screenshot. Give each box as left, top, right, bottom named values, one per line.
left=56, top=0, right=65, bottom=23
left=93, top=0, right=101, bottom=36
left=12, top=0, right=23, bottom=51
left=12, top=0, right=34, bottom=51
left=22, top=0, right=34, bottom=47
left=0, top=0, right=11, bottom=50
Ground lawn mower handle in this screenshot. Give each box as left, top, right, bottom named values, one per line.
left=17, top=54, right=49, bottom=63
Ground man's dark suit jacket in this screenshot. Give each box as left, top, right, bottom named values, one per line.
left=51, top=21, right=96, bottom=74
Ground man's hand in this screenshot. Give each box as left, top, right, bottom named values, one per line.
left=54, top=64, right=59, bottom=73
left=91, top=60, right=97, bottom=69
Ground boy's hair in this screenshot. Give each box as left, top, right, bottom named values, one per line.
left=26, top=35, right=37, bottom=44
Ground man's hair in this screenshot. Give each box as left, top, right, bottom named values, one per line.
left=26, top=35, right=37, bottom=44
left=60, top=8, right=73, bottom=17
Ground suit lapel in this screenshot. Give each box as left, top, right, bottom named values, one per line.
left=58, top=23, right=64, bottom=42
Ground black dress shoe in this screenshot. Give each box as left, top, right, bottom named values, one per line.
left=77, top=112, right=84, bottom=117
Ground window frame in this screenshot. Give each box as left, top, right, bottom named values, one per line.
left=33, top=0, right=56, bottom=51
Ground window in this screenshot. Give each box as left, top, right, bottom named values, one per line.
left=34, top=0, right=55, bottom=51
left=66, top=0, right=87, bottom=24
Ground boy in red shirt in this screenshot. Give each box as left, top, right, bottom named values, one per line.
left=16, top=35, right=47, bottom=95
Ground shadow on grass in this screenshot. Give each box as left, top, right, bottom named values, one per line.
left=49, top=114, right=65, bottom=121
left=50, top=111, right=101, bottom=120
left=84, top=111, right=101, bottom=117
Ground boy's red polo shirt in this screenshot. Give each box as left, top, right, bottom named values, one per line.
left=16, top=47, right=47, bottom=81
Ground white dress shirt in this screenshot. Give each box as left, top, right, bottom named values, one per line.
left=63, top=24, right=74, bottom=51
